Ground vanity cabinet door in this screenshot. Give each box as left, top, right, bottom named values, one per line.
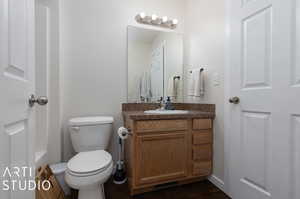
left=135, top=132, right=188, bottom=185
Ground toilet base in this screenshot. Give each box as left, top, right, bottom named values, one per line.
left=78, top=184, right=105, bottom=199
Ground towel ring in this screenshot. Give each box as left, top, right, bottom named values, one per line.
left=173, top=76, right=181, bottom=80
left=189, top=68, right=204, bottom=73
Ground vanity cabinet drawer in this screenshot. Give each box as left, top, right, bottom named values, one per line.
left=192, top=119, right=212, bottom=130
left=192, top=130, right=212, bottom=145
left=136, top=119, right=188, bottom=133
left=192, top=145, right=212, bottom=161
left=192, top=161, right=212, bottom=176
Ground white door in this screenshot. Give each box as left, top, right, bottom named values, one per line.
left=0, top=0, right=43, bottom=198
left=229, top=0, right=300, bottom=198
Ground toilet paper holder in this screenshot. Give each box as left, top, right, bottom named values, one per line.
left=118, top=127, right=133, bottom=139
left=123, top=127, right=133, bottom=136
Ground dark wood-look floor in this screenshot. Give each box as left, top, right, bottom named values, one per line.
left=104, top=179, right=231, bottom=199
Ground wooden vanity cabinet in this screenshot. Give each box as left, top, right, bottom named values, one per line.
left=124, top=118, right=213, bottom=195
left=135, top=132, right=188, bottom=185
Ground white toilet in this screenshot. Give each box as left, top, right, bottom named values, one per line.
left=65, top=116, right=114, bottom=199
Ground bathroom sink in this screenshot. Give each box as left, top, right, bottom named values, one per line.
left=144, top=109, right=189, bottom=114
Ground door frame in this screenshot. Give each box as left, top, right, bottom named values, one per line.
left=35, top=0, right=61, bottom=165
left=223, top=0, right=234, bottom=197
left=35, top=1, right=50, bottom=168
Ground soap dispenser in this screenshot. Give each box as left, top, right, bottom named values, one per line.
left=165, top=97, right=174, bottom=110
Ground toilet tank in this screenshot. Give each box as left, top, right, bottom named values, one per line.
left=68, top=116, right=114, bottom=153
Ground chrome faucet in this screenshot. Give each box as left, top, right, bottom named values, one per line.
left=158, top=97, right=166, bottom=110
left=158, top=97, right=174, bottom=110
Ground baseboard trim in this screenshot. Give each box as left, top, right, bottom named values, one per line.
left=208, top=175, right=225, bottom=192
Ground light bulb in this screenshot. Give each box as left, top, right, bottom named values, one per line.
left=172, top=19, right=178, bottom=25
left=162, top=16, right=168, bottom=23
left=139, top=12, right=146, bottom=19
left=151, top=14, right=158, bottom=21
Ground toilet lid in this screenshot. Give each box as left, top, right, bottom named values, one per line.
left=69, top=116, right=114, bottom=126
left=67, top=150, right=112, bottom=174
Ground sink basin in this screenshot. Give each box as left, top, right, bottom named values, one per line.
left=144, top=109, right=189, bottom=114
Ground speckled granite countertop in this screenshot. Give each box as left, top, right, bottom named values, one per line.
left=122, top=103, right=215, bottom=120
left=123, top=110, right=215, bottom=120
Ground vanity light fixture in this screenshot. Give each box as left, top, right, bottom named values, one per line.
left=140, top=12, right=146, bottom=19
left=172, top=19, right=178, bottom=25
left=151, top=14, right=161, bottom=25
left=162, top=16, right=168, bottom=23
left=135, top=13, right=178, bottom=29
left=151, top=14, right=158, bottom=21
left=139, top=12, right=146, bottom=19
left=135, top=12, right=146, bottom=22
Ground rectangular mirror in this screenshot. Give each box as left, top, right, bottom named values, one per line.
left=127, top=26, right=183, bottom=103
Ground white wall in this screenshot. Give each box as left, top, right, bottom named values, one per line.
left=184, top=0, right=226, bottom=183
left=60, top=0, right=185, bottom=161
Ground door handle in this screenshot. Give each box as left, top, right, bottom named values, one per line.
left=29, top=94, right=48, bottom=107
left=229, top=96, right=240, bottom=104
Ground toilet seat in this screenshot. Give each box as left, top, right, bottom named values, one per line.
left=67, top=162, right=113, bottom=177
left=67, top=150, right=112, bottom=177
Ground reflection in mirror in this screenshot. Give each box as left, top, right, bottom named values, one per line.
left=127, top=26, right=183, bottom=103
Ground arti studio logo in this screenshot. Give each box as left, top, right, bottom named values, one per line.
left=2, top=167, right=51, bottom=191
